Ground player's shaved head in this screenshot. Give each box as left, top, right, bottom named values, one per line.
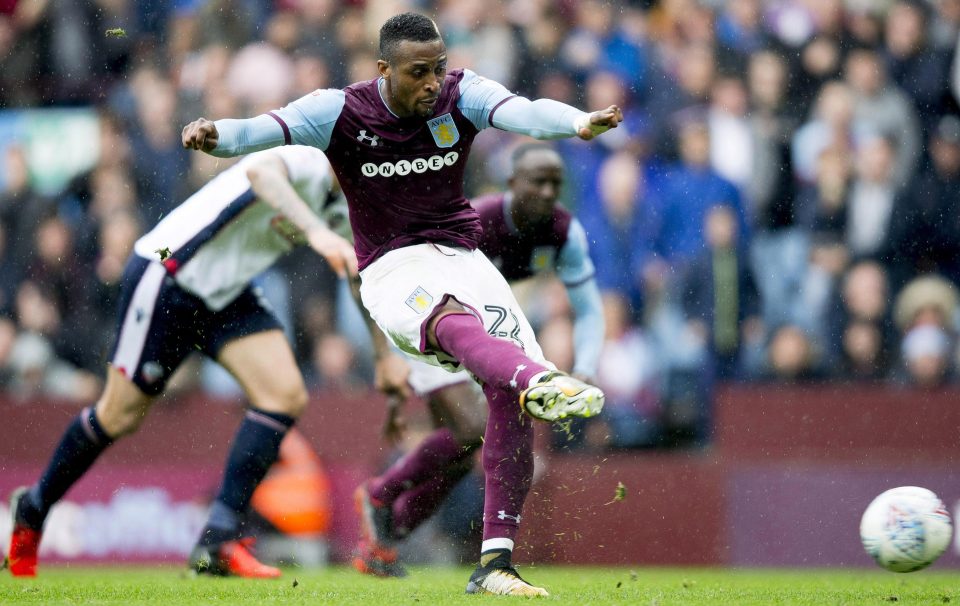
left=379, top=13, right=442, bottom=63
left=509, top=144, right=565, bottom=229
left=510, top=144, right=562, bottom=177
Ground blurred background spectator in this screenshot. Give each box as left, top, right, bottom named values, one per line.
left=2, top=0, right=960, bottom=450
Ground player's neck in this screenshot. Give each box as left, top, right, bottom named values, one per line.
left=510, top=207, right=532, bottom=232
left=378, top=78, right=411, bottom=119
left=505, top=195, right=539, bottom=233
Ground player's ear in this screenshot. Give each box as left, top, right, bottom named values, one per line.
left=377, top=59, right=390, bottom=79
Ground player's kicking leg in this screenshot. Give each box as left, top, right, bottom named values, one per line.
left=423, top=308, right=562, bottom=597
left=430, top=310, right=603, bottom=423
left=358, top=245, right=603, bottom=595
left=354, top=380, right=483, bottom=577
left=187, top=330, right=308, bottom=579
left=7, top=366, right=153, bottom=577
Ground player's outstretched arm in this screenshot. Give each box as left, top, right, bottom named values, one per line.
left=492, top=98, right=623, bottom=141
left=183, top=114, right=288, bottom=158
left=246, top=153, right=358, bottom=277
left=183, top=89, right=345, bottom=157
left=458, top=70, right=623, bottom=141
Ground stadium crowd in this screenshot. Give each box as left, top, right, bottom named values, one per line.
left=1, top=0, right=959, bottom=448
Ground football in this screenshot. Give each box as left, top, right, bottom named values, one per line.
left=860, top=486, right=953, bottom=572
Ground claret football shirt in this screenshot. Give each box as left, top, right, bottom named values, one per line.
left=267, top=69, right=518, bottom=270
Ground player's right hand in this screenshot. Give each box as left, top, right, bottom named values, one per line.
left=182, top=118, right=219, bottom=152
left=306, top=225, right=358, bottom=278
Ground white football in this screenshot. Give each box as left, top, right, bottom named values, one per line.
left=860, top=486, right=953, bottom=572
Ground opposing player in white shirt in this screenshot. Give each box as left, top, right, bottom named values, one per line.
left=7, top=146, right=356, bottom=579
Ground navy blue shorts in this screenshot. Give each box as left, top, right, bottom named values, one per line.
left=109, top=255, right=283, bottom=395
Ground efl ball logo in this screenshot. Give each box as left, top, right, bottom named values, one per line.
left=860, top=486, right=953, bottom=573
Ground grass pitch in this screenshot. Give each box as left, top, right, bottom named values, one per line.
left=1, top=566, right=959, bottom=605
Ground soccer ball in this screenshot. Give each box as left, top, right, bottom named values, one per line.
left=860, top=486, right=953, bottom=572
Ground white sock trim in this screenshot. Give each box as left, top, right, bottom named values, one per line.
left=481, top=538, right=515, bottom=553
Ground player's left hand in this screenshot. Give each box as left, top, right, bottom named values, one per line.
left=382, top=395, right=407, bottom=446
left=375, top=353, right=412, bottom=444
left=375, top=352, right=412, bottom=400
left=576, top=105, right=624, bottom=140
left=306, top=225, right=358, bottom=278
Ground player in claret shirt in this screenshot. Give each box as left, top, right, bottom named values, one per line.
left=182, top=12, right=621, bottom=596
left=7, top=147, right=356, bottom=579
left=353, top=143, right=604, bottom=580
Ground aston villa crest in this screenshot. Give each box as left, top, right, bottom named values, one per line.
left=405, top=286, right=434, bottom=314
left=427, top=113, right=459, bottom=148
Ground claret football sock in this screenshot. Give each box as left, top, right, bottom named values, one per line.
left=199, top=408, right=295, bottom=545
left=390, top=456, right=473, bottom=537
left=433, top=313, right=548, bottom=394
left=26, top=406, right=114, bottom=527
left=479, top=383, right=533, bottom=544
left=368, top=428, right=465, bottom=504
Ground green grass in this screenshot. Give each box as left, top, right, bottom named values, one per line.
left=1, top=566, right=959, bottom=605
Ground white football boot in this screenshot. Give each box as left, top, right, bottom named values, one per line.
left=519, top=371, right=605, bottom=422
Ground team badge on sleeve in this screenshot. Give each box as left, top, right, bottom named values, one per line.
left=427, top=113, right=459, bottom=148
left=405, top=286, right=434, bottom=314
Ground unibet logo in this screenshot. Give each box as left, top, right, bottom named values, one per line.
left=361, top=152, right=459, bottom=178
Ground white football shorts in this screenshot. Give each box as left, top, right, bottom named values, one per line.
left=406, top=357, right=471, bottom=395
left=359, top=243, right=550, bottom=375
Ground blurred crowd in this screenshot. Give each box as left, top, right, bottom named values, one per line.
left=1, top=0, right=960, bottom=448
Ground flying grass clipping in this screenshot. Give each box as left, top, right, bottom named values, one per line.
left=605, top=481, right=627, bottom=505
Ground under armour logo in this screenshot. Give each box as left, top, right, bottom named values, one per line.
left=357, top=130, right=380, bottom=146
left=509, top=364, right=527, bottom=389
left=497, top=510, right=521, bottom=523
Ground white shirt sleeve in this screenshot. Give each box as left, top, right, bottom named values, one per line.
left=272, top=146, right=333, bottom=206
left=272, top=146, right=327, bottom=182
